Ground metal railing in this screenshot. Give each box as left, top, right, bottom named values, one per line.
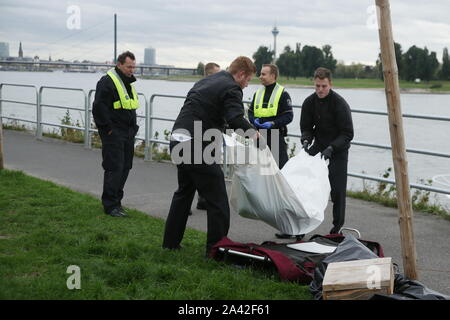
left=38, top=86, right=89, bottom=147
left=0, top=83, right=39, bottom=126
left=1, top=84, right=449, bottom=196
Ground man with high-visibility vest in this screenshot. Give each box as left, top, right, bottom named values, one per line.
left=248, top=64, right=293, bottom=169
left=249, top=64, right=295, bottom=240
left=92, top=51, right=140, bottom=217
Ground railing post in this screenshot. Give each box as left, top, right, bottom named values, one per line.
left=145, top=95, right=154, bottom=161
left=37, top=86, right=43, bottom=140
left=83, top=90, right=90, bottom=148
left=144, top=96, right=150, bottom=161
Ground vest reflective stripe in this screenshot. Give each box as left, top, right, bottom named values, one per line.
left=107, top=68, right=140, bottom=110
left=253, top=83, right=284, bottom=118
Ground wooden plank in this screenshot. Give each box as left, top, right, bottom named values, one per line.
left=323, top=258, right=394, bottom=298
left=375, top=0, right=418, bottom=280
left=323, top=286, right=391, bottom=300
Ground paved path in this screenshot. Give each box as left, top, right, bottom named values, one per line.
left=3, top=129, right=450, bottom=295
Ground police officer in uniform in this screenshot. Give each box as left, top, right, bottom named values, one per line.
left=300, top=67, right=354, bottom=234
left=248, top=64, right=293, bottom=169
left=248, top=64, right=297, bottom=240
left=92, top=51, right=139, bottom=217
left=162, top=56, right=260, bottom=256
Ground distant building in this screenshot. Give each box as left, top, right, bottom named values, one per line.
left=0, top=42, right=9, bottom=58
left=144, top=47, right=156, bottom=65
left=18, top=42, right=23, bottom=58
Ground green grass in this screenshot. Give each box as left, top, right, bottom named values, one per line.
left=0, top=169, right=310, bottom=300
left=347, top=189, right=450, bottom=222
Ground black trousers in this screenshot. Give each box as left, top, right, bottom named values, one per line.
left=163, top=142, right=230, bottom=254
left=264, top=130, right=289, bottom=169
left=308, top=145, right=348, bottom=232
left=99, top=130, right=135, bottom=213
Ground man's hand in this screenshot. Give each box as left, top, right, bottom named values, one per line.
left=254, top=118, right=273, bottom=129
left=108, top=130, right=113, bottom=135
left=260, top=121, right=273, bottom=129
left=253, top=118, right=262, bottom=128
left=321, top=146, right=333, bottom=160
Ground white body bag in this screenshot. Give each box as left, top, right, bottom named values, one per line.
left=228, top=135, right=330, bottom=235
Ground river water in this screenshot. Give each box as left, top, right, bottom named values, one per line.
left=1, top=70, right=449, bottom=209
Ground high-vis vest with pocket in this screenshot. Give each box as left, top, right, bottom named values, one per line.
left=107, top=68, right=140, bottom=110
left=253, top=83, right=284, bottom=118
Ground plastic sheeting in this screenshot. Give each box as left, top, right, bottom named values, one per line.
left=370, top=273, right=450, bottom=300
left=229, top=137, right=330, bottom=236
left=309, top=235, right=450, bottom=300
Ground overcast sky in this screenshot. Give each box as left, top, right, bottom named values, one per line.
left=1, top=0, right=449, bottom=68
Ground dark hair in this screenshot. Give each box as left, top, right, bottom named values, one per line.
left=314, top=67, right=332, bottom=81
left=204, top=62, right=220, bottom=76
left=117, top=51, right=135, bottom=64
left=262, top=64, right=279, bottom=80
left=228, top=56, right=256, bottom=76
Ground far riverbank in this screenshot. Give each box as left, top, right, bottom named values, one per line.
left=138, top=74, right=450, bottom=94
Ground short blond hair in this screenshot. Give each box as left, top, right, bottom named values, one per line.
left=228, top=56, right=256, bottom=76
left=204, top=62, right=220, bottom=76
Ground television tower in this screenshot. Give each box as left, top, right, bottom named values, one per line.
left=271, top=25, right=279, bottom=63
left=18, top=41, right=23, bottom=58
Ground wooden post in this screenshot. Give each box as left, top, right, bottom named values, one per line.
left=375, top=0, right=418, bottom=280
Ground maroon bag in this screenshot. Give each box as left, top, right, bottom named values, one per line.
left=211, top=235, right=384, bottom=284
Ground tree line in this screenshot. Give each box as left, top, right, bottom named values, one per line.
left=251, top=43, right=450, bottom=81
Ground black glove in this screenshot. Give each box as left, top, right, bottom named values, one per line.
left=302, top=140, right=309, bottom=150
left=321, top=146, right=333, bottom=160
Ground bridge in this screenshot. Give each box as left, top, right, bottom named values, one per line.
left=0, top=60, right=197, bottom=76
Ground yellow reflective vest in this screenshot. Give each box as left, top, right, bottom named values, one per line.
left=253, top=83, right=284, bottom=118
left=107, top=68, right=140, bottom=110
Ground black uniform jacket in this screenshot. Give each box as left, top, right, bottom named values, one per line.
left=92, top=66, right=139, bottom=137
left=172, top=70, right=254, bottom=137
left=248, top=82, right=294, bottom=136
left=300, top=89, right=354, bottom=153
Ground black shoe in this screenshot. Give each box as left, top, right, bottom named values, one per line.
left=188, top=210, right=193, bottom=216
left=275, top=233, right=305, bottom=240
left=106, top=208, right=125, bottom=217
left=118, top=207, right=127, bottom=217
